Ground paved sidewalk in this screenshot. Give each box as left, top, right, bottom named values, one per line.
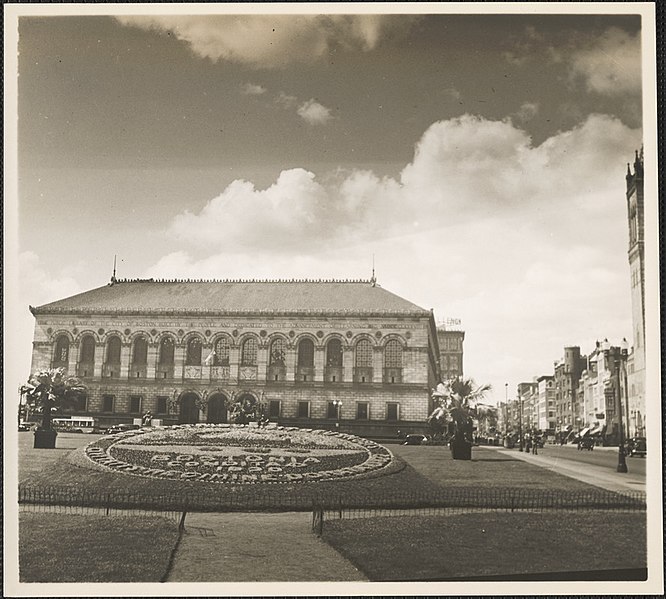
left=489, top=447, right=646, bottom=494
left=166, top=511, right=367, bottom=582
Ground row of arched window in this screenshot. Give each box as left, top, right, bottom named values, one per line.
left=52, top=333, right=404, bottom=370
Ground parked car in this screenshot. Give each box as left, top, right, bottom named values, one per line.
left=18, top=422, right=33, bottom=432
left=403, top=434, right=428, bottom=446
left=104, top=423, right=141, bottom=435
left=577, top=436, right=594, bottom=451
left=626, top=436, right=646, bottom=457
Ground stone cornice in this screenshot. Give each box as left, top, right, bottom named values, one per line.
left=30, top=307, right=430, bottom=318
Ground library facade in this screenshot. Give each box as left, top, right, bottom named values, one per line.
left=29, top=278, right=442, bottom=437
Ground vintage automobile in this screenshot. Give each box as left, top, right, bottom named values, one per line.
left=626, top=436, right=646, bottom=457
left=577, top=436, right=594, bottom=451
left=104, top=423, right=141, bottom=435
left=403, top=434, right=429, bottom=446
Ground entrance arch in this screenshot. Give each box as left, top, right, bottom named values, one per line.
left=207, top=393, right=228, bottom=424
left=179, top=392, right=200, bottom=424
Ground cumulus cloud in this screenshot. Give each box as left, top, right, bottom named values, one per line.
left=170, top=168, right=333, bottom=252
left=442, top=87, right=462, bottom=101
left=240, top=82, right=266, bottom=96
left=568, top=27, right=641, bottom=96
left=13, top=252, right=84, bottom=382
left=296, top=99, right=333, bottom=125
left=166, top=112, right=640, bottom=257
left=512, top=101, right=539, bottom=123
left=275, top=91, right=298, bottom=109
left=19, top=251, right=83, bottom=308
left=115, top=15, right=414, bottom=68
left=504, top=25, right=641, bottom=97
left=148, top=112, right=641, bottom=402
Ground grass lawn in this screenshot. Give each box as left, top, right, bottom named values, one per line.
left=17, top=433, right=445, bottom=510
left=322, top=512, right=647, bottom=581
left=391, top=444, right=598, bottom=491
left=18, top=435, right=630, bottom=512
left=19, top=512, right=179, bottom=582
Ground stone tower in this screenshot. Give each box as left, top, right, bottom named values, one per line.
left=625, top=147, right=645, bottom=436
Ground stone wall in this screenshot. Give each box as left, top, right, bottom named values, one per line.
left=30, top=311, right=435, bottom=432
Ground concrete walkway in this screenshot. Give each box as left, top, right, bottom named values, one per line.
left=489, top=447, right=646, bottom=494
left=166, top=511, right=367, bottom=582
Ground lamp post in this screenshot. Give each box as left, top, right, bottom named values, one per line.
left=604, top=342, right=628, bottom=473
left=504, top=383, right=509, bottom=447
left=332, top=399, right=343, bottom=430
left=518, top=390, right=524, bottom=452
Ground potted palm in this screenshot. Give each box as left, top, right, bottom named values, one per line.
left=428, top=377, right=492, bottom=460
left=21, top=368, right=87, bottom=449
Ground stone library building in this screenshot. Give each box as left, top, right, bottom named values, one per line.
left=29, top=277, right=447, bottom=437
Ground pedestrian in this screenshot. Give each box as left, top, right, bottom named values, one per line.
left=532, top=439, right=538, bottom=455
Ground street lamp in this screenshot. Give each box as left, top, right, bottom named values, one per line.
left=504, top=383, right=509, bottom=447
left=518, top=391, right=524, bottom=452
left=604, top=342, right=628, bottom=473
left=332, top=399, right=343, bottom=430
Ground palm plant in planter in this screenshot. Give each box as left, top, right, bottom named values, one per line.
left=21, top=368, right=87, bottom=448
left=428, top=377, right=492, bottom=460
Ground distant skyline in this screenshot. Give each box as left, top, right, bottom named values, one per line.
left=7, top=5, right=656, bottom=405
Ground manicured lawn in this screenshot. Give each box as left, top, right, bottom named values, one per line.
left=18, top=435, right=623, bottom=512
left=322, top=511, right=647, bottom=581
left=19, top=512, right=179, bottom=582
left=19, top=433, right=443, bottom=509
left=391, top=444, right=597, bottom=491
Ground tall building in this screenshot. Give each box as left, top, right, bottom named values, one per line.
left=517, top=381, right=538, bottom=432
left=553, top=346, right=587, bottom=437
left=536, top=375, right=556, bottom=432
left=28, top=278, right=442, bottom=437
left=625, top=147, right=646, bottom=437
left=436, top=320, right=465, bottom=380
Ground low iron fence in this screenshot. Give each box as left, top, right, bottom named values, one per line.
left=310, top=488, right=646, bottom=535
left=19, top=484, right=645, bottom=517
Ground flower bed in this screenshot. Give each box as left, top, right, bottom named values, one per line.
left=84, top=424, right=394, bottom=484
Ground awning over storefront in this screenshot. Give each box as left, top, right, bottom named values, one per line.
left=589, top=424, right=605, bottom=436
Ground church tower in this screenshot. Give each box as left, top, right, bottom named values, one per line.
left=625, top=147, right=645, bottom=436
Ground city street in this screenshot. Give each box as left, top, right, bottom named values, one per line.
left=491, top=444, right=646, bottom=494
left=536, top=444, right=647, bottom=477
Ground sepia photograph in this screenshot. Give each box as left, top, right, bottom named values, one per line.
left=3, top=2, right=662, bottom=596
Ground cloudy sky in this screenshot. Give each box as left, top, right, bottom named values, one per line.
left=8, top=6, right=651, bottom=405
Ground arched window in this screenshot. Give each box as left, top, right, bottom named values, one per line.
left=214, top=337, right=230, bottom=366
left=54, top=335, right=69, bottom=365
left=132, top=337, right=148, bottom=365
left=355, top=339, right=373, bottom=367
left=79, top=335, right=95, bottom=363
left=269, top=338, right=286, bottom=366
left=384, top=340, right=402, bottom=368
left=241, top=337, right=258, bottom=366
left=106, top=336, right=121, bottom=364
left=326, top=338, right=342, bottom=367
left=297, top=339, right=314, bottom=367
left=185, top=337, right=202, bottom=366
left=159, top=337, right=175, bottom=365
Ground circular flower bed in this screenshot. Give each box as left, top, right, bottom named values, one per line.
left=84, top=424, right=394, bottom=484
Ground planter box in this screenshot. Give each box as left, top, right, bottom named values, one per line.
left=34, top=429, right=58, bottom=449
left=450, top=438, right=472, bottom=460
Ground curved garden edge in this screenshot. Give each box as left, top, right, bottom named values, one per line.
left=80, top=424, right=399, bottom=485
